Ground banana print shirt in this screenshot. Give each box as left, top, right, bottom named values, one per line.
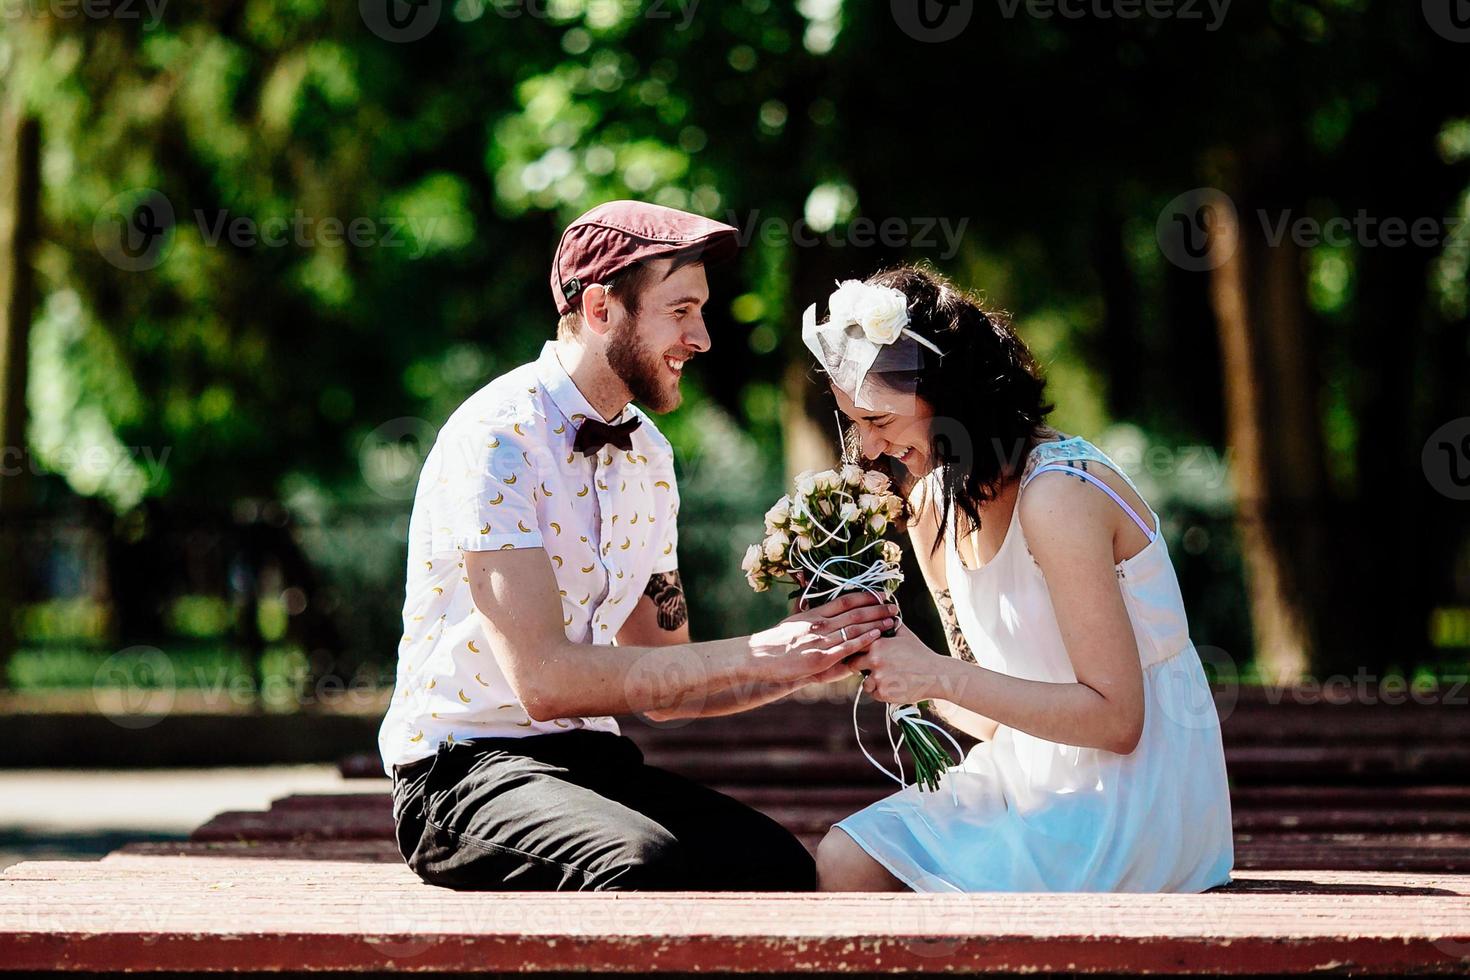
left=377, top=342, right=680, bottom=773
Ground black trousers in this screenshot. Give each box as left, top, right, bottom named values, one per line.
left=391, top=730, right=815, bottom=891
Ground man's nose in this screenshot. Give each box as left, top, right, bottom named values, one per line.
left=684, top=315, right=711, bottom=353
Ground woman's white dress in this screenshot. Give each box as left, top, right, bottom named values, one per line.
left=835, top=435, right=1235, bottom=893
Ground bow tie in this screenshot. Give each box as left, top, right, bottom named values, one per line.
left=573, top=416, right=642, bottom=456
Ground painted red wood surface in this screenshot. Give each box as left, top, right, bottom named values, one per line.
left=3, top=849, right=1469, bottom=974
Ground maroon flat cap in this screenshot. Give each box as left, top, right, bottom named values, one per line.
left=551, top=201, right=740, bottom=315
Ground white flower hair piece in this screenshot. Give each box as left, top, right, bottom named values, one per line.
left=802, top=280, right=945, bottom=411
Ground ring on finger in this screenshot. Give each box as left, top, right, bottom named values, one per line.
left=840, top=626, right=849, bottom=642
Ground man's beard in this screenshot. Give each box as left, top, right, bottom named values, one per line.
left=607, top=318, right=681, bottom=413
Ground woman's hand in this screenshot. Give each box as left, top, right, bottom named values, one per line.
left=750, top=592, right=897, bottom=684
left=847, top=624, right=956, bottom=704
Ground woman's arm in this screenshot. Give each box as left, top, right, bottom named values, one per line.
left=904, top=478, right=1000, bottom=742
left=851, top=473, right=1146, bottom=755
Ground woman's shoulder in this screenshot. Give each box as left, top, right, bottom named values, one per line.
left=1017, top=431, right=1158, bottom=560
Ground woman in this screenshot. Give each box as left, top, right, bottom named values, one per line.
left=806, top=264, right=1234, bottom=893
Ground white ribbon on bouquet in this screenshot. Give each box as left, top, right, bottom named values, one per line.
left=789, top=489, right=963, bottom=803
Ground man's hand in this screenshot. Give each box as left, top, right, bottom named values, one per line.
left=749, top=592, right=897, bottom=685
left=464, top=549, right=892, bottom=721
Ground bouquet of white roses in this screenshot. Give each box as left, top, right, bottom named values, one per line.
left=742, top=463, right=959, bottom=794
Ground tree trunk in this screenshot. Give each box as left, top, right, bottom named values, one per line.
left=0, top=92, right=41, bottom=687
left=1208, top=160, right=1333, bottom=683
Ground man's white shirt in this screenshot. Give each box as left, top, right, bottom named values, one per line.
left=378, top=342, right=680, bottom=773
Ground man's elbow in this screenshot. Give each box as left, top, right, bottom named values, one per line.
left=505, top=663, right=571, bottom=722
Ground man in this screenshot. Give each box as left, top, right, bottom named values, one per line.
left=380, top=201, right=895, bottom=891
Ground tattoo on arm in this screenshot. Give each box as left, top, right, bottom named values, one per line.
left=933, top=589, right=976, bottom=664
left=643, top=571, right=689, bottom=632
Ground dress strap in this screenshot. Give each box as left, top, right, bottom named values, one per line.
left=1026, top=463, right=1157, bottom=541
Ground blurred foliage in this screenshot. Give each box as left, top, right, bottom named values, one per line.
left=1, top=0, right=1468, bottom=687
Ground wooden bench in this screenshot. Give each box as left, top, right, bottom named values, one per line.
left=4, top=843, right=1469, bottom=974
left=4, top=687, right=1469, bottom=974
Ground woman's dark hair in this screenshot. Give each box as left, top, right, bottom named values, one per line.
left=849, top=264, right=1053, bottom=550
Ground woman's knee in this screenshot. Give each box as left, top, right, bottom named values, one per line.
left=816, top=827, right=899, bottom=892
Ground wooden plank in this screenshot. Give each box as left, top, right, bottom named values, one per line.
left=263, top=790, right=1470, bottom=835
left=625, top=745, right=1470, bottom=786
left=2, top=854, right=1468, bottom=974
left=190, top=809, right=395, bottom=843
left=279, top=785, right=1470, bottom=816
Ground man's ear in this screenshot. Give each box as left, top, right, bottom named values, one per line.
left=579, top=284, right=614, bottom=336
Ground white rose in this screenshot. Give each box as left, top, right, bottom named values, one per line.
left=852, top=285, right=910, bottom=345
left=818, top=499, right=834, bottom=517
left=794, top=533, right=814, bottom=552
left=741, top=544, right=762, bottom=573
left=795, top=471, right=818, bottom=497
left=764, top=495, right=791, bottom=528
left=840, top=463, right=864, bottom=487
left=826, top=279, right=868, bottom=327
left=857, top=493, right=881, bottom=514
left=881, top=540, right=903, bottom=565
left=747, top=569, right=770, bottom=593
left=763, top=531, right=789, bottom=563
left=814, top=469, right=840, bottom=491
left=884, top=494, right=904, bottom=519
left=862, top=469, right=891, bottom=494
left=868, top=513, right=888, bottom=534
left=839, top=501, right=860, bottom=524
